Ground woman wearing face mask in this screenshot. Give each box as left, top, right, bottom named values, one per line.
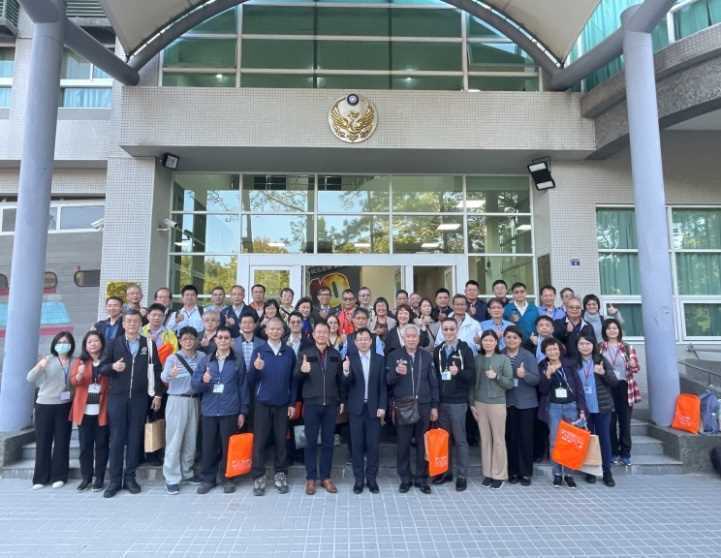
left=582, top=294, right=623, bottom=344
left=574, top=335, right=618, bottom=487
left=26, top=331, right=76, bottom=490
left=69, top=330, right=109, bottom=491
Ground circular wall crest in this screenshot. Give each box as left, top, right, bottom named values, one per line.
left=328, top=93, right=378, bottom=144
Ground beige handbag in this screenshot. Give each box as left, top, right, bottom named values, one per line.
left=579, top=434, right=603, bottom=477
left=144, top=418, right=165, bottom=453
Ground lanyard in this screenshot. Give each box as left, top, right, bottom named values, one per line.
left=606, top=345, right=625, bottom=367
left=582, top=360, right=594, bottom=382
left=57, top=357, right=69, bottom=386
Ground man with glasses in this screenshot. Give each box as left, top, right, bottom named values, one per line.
left=313, top=287, right=336, bottom=322
left=285, top=311, right=310, bottom=356
left=503, top=282, right=539, bottom=339
left=432, top=318, right=474, bottom=491
left=464, top=280, right=488, bottom=323
left=337, top=289, right=357, bottom=336
left=553, top=296, right=594, bottom=359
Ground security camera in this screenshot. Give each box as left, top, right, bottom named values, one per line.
left=90, top=218, right=104, bottom=231
left=158, top=218, right=178, bottom=231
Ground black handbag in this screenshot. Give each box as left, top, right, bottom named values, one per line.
left=393, top=356, right=419, bottom=425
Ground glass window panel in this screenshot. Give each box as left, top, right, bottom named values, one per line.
left=92, top=63, right=111, bottom=80
left=468, top=216, right=532, bottom=254
left=391, top=75, right=462, bottom=90
left=242, top=175, right=314, bottom=213
left=317, top=8, right=390, bottom=36
left=173, top=214, right=241, bottom=253
left=465, top=176, right=530, bottom=213
left=243, top=6, right=314, bottom=34
left=317, top=41, right=390, bottom=71
left=391, top=8, right=461, bottom=37
left=392, top=176, right=462, bottom=212
left=1, top=207, right=56, bottom=232
left=59, top=205, right=104, bottom=230
left=467, top=42, right=535, bottom=72
left=468, top=75, right=539, bottom=92
left=62, top=50, right=91, bottom=79
left=192, top=7, right=238, bottom=34
left=393, top=215, right=463, bottom=254
left=711, top=0, right=721, bottom=24
left=170, top=255, right=237, bottom=295
left=241, top=74, right=314, bottom=88
left=242, top=215, right=313, bottom=253
left=609, top=303, right=644, bottom=337
left=318, top=175, right=390, bottom=213
left=392, top=42, right=461, bottom=71
left=318, top=215, right=389, bottom=253
left=0, top=47, right=14, bottom=78
left=596, top=208, right=637, bottom=249
left=0, top=273, right=7, bottom=290
left=242, top=39, right=313, bottom=69
left=676, top=253, right=721, bottom=295
left=599, top=253, right=641, bottom=295
left=252, top=269, right=290, bottom=301
left=317, top=75, right=390, bottom=89
left=0, top=87, right=10, bottom=108
left=684, top=303, right=721, bottom=337
left=468, top=16, right=506, bottom=38
left=172, top=174, right=240, bottom=212
left=674, top=0, right=711, bottom=39
left=671, top=209, right=721, bottom=250
left=61, top=88, right=112, bottom=108
left=164, top=38, right=236, bottom=68
left=73, top=269, right=101, bottom=288
left=469, top=255, right=534, bottom=295
left=162, top=73, right=235, bottom=87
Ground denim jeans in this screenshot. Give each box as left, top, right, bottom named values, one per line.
left=548, top=402, right=579, bottom=476
left=588, top=412, right=613, bottom=473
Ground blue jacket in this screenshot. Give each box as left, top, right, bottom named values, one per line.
left=246, top=342, right=298, bottom=407
left=191, top=349, right=248, bottom=417
left=503, top=302, right=539, bottom=339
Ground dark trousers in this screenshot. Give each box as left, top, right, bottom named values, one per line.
left=200, top=414, right=238, bottom=484
left=78, top=414, right=109, bottom=483
left=533, top=416, right=549, bottom=461
left=505, top=406, right=536, bottom=479
left=396, top=403, right=431, bottom=483
left=588, top=412, right=613, bottom=473
left=303, top=404, right=336, bottom=481
left=252, top=402, right=289, bottom=479
left=610, top=381, right=633, bottom=458
left=107, top=395, right=148, bottom=485
left=33, top=403, right=72, bottom=485
left=349, top=404, right=381, bottom=483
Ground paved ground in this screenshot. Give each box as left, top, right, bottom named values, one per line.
left=0, top=471, right=719, bottom=558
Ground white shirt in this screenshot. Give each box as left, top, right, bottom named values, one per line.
left=268, top=340, right=282, bottom=356
left=434, top=313, right=481, bottom=355
left=359, top=350, right=371, bottom=401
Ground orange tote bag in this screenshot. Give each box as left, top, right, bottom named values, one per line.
left=424, top=427, right=449, bottom=477
left=551, top=420, right=591, bottom=471
left=671, top=394, right=701, bottom=434
left=225, top=433, right=254, bottom=478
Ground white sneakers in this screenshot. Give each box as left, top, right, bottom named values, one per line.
left=51, top=481, right=65, bottom=489
left=32, top=484, right=44, bottom=490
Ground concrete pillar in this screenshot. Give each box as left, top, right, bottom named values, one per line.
left=0, top=1, right=65, bottom=432
left=622, top=7, right=680, bottom=426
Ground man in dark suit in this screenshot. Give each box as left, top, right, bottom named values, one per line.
left=94, top=296, right=124, bottom=344
left=342, top=327, right=387, bottom=494
left=387, top=323, right=439, bottom=494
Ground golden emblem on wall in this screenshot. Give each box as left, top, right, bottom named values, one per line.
left=328, top=93, right=377, bottom=144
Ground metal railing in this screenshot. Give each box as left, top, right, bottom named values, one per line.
left=679, top=344, right=721, bottom=390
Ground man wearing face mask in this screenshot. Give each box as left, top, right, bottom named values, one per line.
left=100, top=310, right=164, bottom=498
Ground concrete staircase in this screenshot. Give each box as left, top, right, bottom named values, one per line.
left=1, top=418, right=685, bottom=481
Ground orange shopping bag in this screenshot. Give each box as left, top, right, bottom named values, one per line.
left=225, top=433, right=253, bottom=478
left=551, top=420, right=591, bottom=471
left=424, top=427, right=449, bottom=477
left=157, top=343, right=174, bottom=366
left=671, top=393, right=701, bottom=434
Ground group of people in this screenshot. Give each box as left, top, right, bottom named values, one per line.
left=26, top=278, right=640, bottom=498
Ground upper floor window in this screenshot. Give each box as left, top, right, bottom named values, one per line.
left=0, top=201, right=104, bottom=234
left=0, top=46, right=14, bottom=108
left=61, top=48, right=113, bottom=108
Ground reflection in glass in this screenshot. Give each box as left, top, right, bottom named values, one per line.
left=242, top=215, right=313, bottom=253
left=393, top=215, right=463, bottom=253
left=170, top=255, right=237, bottom=295
left=173, top=174, right=240, bottom=212
left=59, top=205, right=104, bottom=230
left=1, top=207, right=56, bottom=232
left=164, top=38, right=237, bottom=68
left=465, top=176, right=530, bottom=213
left=596, top=209, right=637, bottom=249
left=676, top=253, right=721, bottom=295
left=684, top=303, right=721, bottom=337
left=242, top=175, right=314, bottom=213
left=174, top=214, right=241, bottom=254
left=671, top=209, right=721, bottom=250
left=599, top=253, right=640, bottom=295
left=253, top=270, right=290, bottom=300
left=163, top=73, right=236, bottom=87
left=467, top=216, right=532, bottom=253
left=611, top=304, right=644, bottom=337
left=469, top=255, right=534, bottom=294
left=318, top=215, right=389, bottom=253
left=392, top=176, right=463, bottom=212
left=318, top=176, right=390, bottom=213
left=467, top=42, right=534, bottom=72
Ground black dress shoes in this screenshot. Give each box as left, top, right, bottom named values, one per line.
left=367, top=480, right=380, bottom=494
left=353, top=482, right=364, bottom=494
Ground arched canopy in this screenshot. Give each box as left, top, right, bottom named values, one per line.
left=100, top=0, right=601, bottom=69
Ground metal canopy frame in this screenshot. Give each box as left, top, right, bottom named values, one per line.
left=21, top=0, right=674, bottom=90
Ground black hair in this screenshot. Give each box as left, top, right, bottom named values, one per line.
left=240, top=312, right=258, bottom=324
left=492, top=279, right=508, bottom=288
left=79, top=330, right=103, bottom=361
left=181, top=284, right=198, bottom=295
left=288, top=311, right=304, bottom=322
left=353, top=307, right=370, bottom=318
left=105, top=296, right=123, bottom=305
left=313, top=320, right=330, bottom=331
left=177, top=326, right=199, bottom=339
left=124, top=309, right=142, bottom=319
left=541, top=336, right=564, bottom=355
left=575, top=334, right=602, bottom=366
left=215, top=326, right=233, bottom=337
left=435, top=288, right=450, bottom=297
left=280, top=287, right=294, bottom=296
left=342, top=288, right=355, bottom=297
left=452, top=293, right=468, bottom=305
left=373, top=297, right=389, bottom=313
left=503, top=325, right=525, bottom=339
left=396, top=289, right=408, bottom=297
left=465, top=279, right=480, bottom=288
left=250, top=284, right=266, bottom=293
left=418, top=297, right=434, bottom=314
left=559, top=287, right=574, bottom=297
left=602, top=318, right=625, bottom=342
left=479, top=330, right=501, bottom=354
left=395, top=304, right=414, bottom=321
left=535, top=315, right=555, bottom=327
left=50, top=330, right=76, bottom=357
left=295, top=296, right=313, bottom=310
left=264, top=299, right=280, bottom=313
left=540, top=285, right=557, bottom=295
left=583, top=294, right=601, bottom=310
left=153, top=287, right=170, bottom=299
left=510, top=282, right=527, bottom=291
left=487, top=297, right=506, bottom=309
left=355, top=327, right=372, bottom=338
left=147, top=303, right=166, bottom=315
left=318, top=286, right=331, bottom=295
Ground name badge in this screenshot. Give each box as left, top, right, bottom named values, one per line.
left=213, top=383, right=225, bottom=394
left=441, top=370, right=452, bottom=381
left=88, top=383, right=101, bottom=395
left=555, top=387, right=568, bottom=399
left=59, top=390, right=71, bottom=402
left=513, top=378, right=519, bottom=388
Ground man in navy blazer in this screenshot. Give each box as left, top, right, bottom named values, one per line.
left=341, top=327, right=387, bottom=494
